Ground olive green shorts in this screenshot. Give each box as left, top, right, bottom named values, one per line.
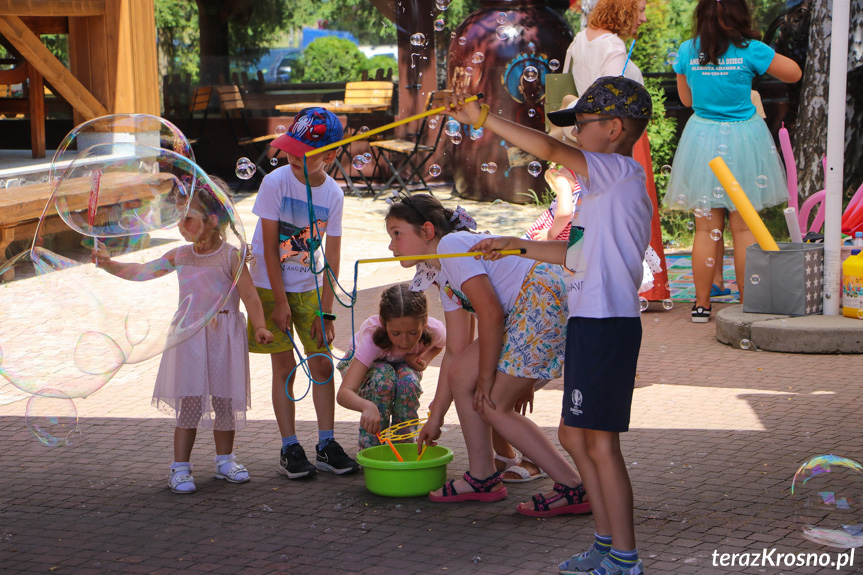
left=248, top=287, right=329, bottom=355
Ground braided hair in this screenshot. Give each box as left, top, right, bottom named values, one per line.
left=371, top=284, right=434, bottom=350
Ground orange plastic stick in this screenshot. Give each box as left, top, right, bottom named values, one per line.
left=378, top=433, right=404, bottom=462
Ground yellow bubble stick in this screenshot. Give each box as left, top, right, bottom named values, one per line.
left=708, top=157, right=780, bottom=251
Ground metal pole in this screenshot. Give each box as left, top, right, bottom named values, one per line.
left=822, top=0, right=851, bottom=315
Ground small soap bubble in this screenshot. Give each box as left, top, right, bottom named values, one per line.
left=270, top=157, right=279, bottom=167
left=434, top=18, right=445, bottom=32
left=717, top=144, right=728, bottom=156
left=639, top=297, right=649, bottom=312
left=428, top=117, right=439, bottom=130
left=712, top=186, right=725, bottom=199
left=469, top=128, right=483, bottom=140
left=710, top=229, right=723, bottom=241
left=756, top=175, right=769, bottom=188
left=739, top=339, right=751, bottom=350
left=451, top=133, right=463, bottom=145
left=495, top=26, right=510, bottom=41
left=472, top=556, right=483, bottom=563
left=497, top=11, right=508, bottom=23
left=235, top=158, right=256, bottom=180
left=522, top=66, right=539, bottom=82
left=465, top=66, right=474, bottom=76
left=491, top=199, right=513, bottom=224
left=352, top=155, right=367, bottom=170
left=750, top=274, right=761, bottom=285
left=25, top=390, right=78, bottom=447
left=410, top=33, right=427, bottom=46
left=660, top=165, right=672, bottom=176
left=676, top=194, right=687, bottom=206
left=444, top=119, right=461, bottom=137
left=549, top=59, right=560, bottom=71
left=527, top=161, right=542, bottom=176
left=686, top=220, right=695, bottom=230
left=660, top=345, right=667, bottom=352
left=471, top=52, right=485, bottom=64
left=719, top=122, right=731, bottom=135
left=436, top=0, right=452, bottom=10
left=694, top=208, right=704, bottom=218
left=705, top=257, right=716, bottom=267
left=666, top=51, right=679, bottom=65
left=428, top=164, right=442, bottom=177
left=481, top=163, right=488, bottom=172
left=458, top=36, right=467, bottom=46
left=363, top=152, right=372, bottom=163
left=275, top=124, right=287, bottom=136
left=486, top=162, right=497, bottom=174
left=698, top=52, right=705, bottom=60
left=662, top=299, right=674, bottom=310
left=527, top=109, right=536, bottom=118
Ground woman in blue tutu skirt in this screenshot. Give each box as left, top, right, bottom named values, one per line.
left=664, top=0, right=801, bottom=322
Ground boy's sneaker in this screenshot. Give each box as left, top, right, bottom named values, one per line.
left=315, top=439, right=360, bottom=475
left=278, top=444, right=317, bottom=479
left=566, top=557, right=645, bottom=575
left=691, top=304, right=711, bottom=323
left=559, top=547, right=607, bottom=574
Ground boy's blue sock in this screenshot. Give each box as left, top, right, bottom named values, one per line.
left=282, top=435, right=299, bottom=449
left=604, top=548, right=639, bottom=573
left=317, top=430, right=334, bottom=449
left=593, top=533, right=612, bottom=554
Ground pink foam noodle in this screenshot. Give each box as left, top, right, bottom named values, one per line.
left=87, top=169, right=102, bottom=227
left=842, top=184, right=863, bottom=235
left=799, top=190, right=826, bottom=234
left=779, top=123, right=798, bottom=211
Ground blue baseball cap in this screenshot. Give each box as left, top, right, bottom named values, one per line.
left=271, top=107, right=344, bottom=157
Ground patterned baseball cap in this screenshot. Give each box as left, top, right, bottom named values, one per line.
left=271, top=107, right=344, bottom=157
left=548, top=76, right=652, bottom=126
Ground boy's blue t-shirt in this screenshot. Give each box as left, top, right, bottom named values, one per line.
left=673, top=38, right=775, bottom=121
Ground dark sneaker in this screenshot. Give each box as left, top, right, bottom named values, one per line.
left=691, top=304, right=711, bottom=323
left=315, top=439, right=360, bottom=475
left=278, top=444, right=317, bottom=479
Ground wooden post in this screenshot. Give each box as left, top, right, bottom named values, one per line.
left=26, top=62, right=45, bottom=158
left=395, top=0, right=437, bottom=139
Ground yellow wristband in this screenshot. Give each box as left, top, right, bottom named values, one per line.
left=473, top=104, right=490, bottom=130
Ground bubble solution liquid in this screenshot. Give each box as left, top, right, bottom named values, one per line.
left=842, top=249, right=863, bottom=319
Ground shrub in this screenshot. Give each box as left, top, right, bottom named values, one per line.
left=297, top=37, right=366, bottom=82
left=362, top=55, right=398, bottom=80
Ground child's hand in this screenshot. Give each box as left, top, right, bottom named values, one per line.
left=360, top=404, right=381, bottom=436
left=417, top=414, right=442, bottom=450
left=514, top=387, right=535, bottom=416
left=310, top=317, right=335, bottom=348
left=404, top=353, right=427, bottom=372
left=443, top=92, right=481, bottom=127
left=254, top=327, right=274, bottom=345
left=470, top=237, right=514, bottom=261
left=272, top=302, right=291, bottom=334
left=529, top=228, right=551, bottom=241
left=92, top=240, right=111, bottom=267
left=473, top=374, right=497, bottom=413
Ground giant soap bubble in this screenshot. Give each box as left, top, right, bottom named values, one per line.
left=792, top=455, right=863, bottom=548
left=0, top=114, right=245, bottom=409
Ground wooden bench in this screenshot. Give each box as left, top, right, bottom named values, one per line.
left=1, top=171, right=176, bottom=279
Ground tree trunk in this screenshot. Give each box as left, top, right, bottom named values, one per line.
left=196, top=0, right=231, bottom=85
left=795, top=0, right=863, bottom=199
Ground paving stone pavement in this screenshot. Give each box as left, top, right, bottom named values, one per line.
left=1, top=187, right=861, bottom=574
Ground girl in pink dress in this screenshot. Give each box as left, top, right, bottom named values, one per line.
left=96, top=178, right=272, bottom=494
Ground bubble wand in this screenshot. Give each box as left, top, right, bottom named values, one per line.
left=621, top=39, right=637, bottom=76
left=305, top=92, right=485, bottom=158
left=356, top=249, right=526, bottom=265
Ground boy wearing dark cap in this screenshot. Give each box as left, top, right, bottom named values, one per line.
left=248, top=107, right=359, bottom=479
left=451, top=76, right=652, bottom=575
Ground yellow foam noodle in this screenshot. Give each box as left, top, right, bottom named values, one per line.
left=708, top=157, right=779, bottom=251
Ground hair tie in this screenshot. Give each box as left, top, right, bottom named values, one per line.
left=449, top=205, right=477, bottom=231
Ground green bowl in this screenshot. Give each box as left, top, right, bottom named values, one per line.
left=356, top=443, right=453, bottom=498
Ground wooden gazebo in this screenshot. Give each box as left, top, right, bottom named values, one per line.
left=0, top=0, right=159, bottom=158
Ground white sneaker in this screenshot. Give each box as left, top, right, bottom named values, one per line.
left=169, top=463, right=196, bottom=494
left=214, top=453, right=250, bottom=484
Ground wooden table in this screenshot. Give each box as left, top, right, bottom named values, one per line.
left=275, top=102, right=392, bottom=198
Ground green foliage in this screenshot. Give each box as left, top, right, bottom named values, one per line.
left=633, top=0, right=696, bottom=74
left=362, top=55, right=399, bottom=80
left=297, top=37, right=367, bottom=83
left=155, top=0, right=200, bottom=82
left=644, top=78, right=678, bottom=193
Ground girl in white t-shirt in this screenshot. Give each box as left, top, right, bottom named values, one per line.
left=385, top=194, right=589, bottom=513
left=336, top=284, right=445, bottom=449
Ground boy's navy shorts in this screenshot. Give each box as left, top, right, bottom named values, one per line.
left=561, top=316, right=642, bottom=432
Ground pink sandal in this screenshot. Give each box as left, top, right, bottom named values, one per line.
left=428, top=470, right=508, bottom=503
left=516, top=482, right=591, bottom=517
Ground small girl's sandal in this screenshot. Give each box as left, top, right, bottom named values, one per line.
left=494, top=453, right=548, bottom=483
left=428, top=470, right=508, bottom=503
left=516, top=482, right=591, bottom=517
left=214, top=454, right=251, bottom=484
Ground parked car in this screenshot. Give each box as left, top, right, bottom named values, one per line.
left=256, top=48, right=302, bottom=84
